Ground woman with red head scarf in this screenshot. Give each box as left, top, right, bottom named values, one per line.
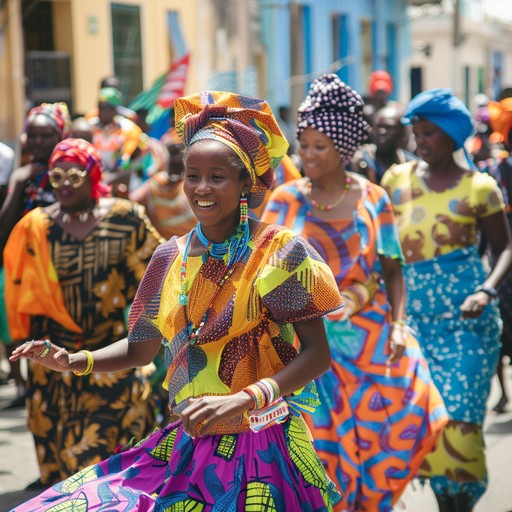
left=0, top=102, right=72, bottom=408
left=3, top=138, right=163, bottom=490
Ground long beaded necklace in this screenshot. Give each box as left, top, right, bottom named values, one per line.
left=308, top=174, right=352, bottom=211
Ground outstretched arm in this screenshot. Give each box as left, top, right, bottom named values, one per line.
left=9, top=337, right=162, bottom=373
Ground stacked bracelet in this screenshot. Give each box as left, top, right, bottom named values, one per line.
left=243, top=378, right=281, bottom=411
left=73, top=350, right=94, bottom=376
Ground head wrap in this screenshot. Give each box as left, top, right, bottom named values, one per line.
left=369, top=70, right=393, bottom=96
left=175, top=91, right=288, bottom=208
left=488, top=98, right=512, bottom=143
left=296, top=73, right=369, bottom=160
left=402, top=88, right=474, bottom=151
left=49, top=138, right=110, bottom=200
left=25, top=102, right=72, bottom=140
left=98, top=87, right=123, bottom=107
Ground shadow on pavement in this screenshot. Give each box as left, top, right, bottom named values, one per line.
left=0, top=489, right=41, bottom=511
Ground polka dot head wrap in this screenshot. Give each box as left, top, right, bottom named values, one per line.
left=297, top=74, right=369, bottom=160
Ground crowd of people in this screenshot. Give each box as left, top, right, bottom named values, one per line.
left=0, top=70, right=511, bottom=512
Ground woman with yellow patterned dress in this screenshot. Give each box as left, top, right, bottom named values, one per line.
left=4, top=138, right=162, bottom=490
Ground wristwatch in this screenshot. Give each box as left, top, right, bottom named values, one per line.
left=474, top=285, right=498, bottom=300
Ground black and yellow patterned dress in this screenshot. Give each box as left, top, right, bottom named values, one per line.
left=24, top=198, right=163, bottom=485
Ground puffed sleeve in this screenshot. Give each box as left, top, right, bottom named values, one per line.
left=128, top=240, right=178, bottom=343
left=256, top=229, right=343, bottom=323
left=471, top=171, right=505, bottom=218
left=364, top=182, right=404, bottom=261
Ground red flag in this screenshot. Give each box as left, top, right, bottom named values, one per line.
left=157, top=53, right=190, bottom=109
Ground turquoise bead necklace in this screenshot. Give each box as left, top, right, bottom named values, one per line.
left=179, top=198, right=249, bottom=344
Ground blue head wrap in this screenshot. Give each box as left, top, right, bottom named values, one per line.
left=402, top=88, right=474, bottom=150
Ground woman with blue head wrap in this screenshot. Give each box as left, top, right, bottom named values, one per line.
left=381, top=89, right=512, bottom=511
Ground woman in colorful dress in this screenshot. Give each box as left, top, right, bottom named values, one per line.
left=381, top=88, right=512, bottom=512
left=486, top=96, right=512, bottom=414
left=9, top=92, right=343, bottom=511
left=4, top=138, right=162, bottom=490
left=0, top=102, right=72, bottom=408
left=262, top=74, right=448, bottom=512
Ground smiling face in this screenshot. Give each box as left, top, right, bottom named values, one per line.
left=412, top=118, right=456, bottom=165
left=183, top=139, right=252, bottom=241
left=298, top=127, right=343, bottom=180
left=26, top=115, right=61, bottom=164
left=50, top=160, right=93, bottom=211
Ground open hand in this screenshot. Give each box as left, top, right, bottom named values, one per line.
left=179, top=392, right=254, bottom=438
left=460, top=291, right=489, bottom=319
left=386, top=325, right=406, bottom=366
left=9, top=339, right=73, bottom=372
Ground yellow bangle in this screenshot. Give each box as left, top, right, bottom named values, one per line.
left=391, top=320, right=406, bottom=327
left=73, top=350, right=94, bottom=376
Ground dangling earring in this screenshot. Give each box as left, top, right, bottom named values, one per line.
left=239, top=194, right=248, bottom=226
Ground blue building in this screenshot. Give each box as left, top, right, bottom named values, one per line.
left=259, top=0, right=411, bottom=115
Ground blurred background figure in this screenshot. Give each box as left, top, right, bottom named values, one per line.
left=276, top=105, right=297, bottom=157
left=351, top=101, right=417, bottom=184
left=3, top=138, right=163, bottom=490
left=0, top=140, right=15, bottom=208
left=129, top=130, right=195, bottom=241
left=89, top=87, right=142, bottom=197
left=485, top=96, right=512, bottom=414
left=70, top=117, right=94, bottom=143
left=127, top=107, right=169, bottom=193
left=363, top=70, right=394, bottom=127
left=381, top=88, right=512, bottom=512
left=0, top=102, right=71, bottom=409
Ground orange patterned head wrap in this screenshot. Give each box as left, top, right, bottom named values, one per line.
left=174, top=91, right=289, bottom=208
left=49, top=138, right=110, bottom=200
left=25, top=102, right=72, bottom=140
left=488, top=98, right=512, bottom=144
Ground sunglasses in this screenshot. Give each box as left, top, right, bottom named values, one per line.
left=49, top=167, right=88, bottom=189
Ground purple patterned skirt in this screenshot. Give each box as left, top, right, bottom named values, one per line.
left=12, top=416, right=340, bottom=511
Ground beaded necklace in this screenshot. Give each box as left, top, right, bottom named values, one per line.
left=179, top=226, right=244, bottom=344
left=308, top=174, right=352, bottom=211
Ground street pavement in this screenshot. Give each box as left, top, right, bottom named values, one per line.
left=1, top=364, right=512, bottom=511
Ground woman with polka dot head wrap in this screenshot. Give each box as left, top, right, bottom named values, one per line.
left=262, top=74, right=448, bottom=511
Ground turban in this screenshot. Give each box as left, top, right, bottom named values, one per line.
left=98, top=87, right=123, bottom=107
left=49, top=138, right=110, bottom=200
left=25, top=102, right=72, bottom=140
left=488, top=98, right=512, bottom=142
left=369, top=70, right=393, bottom=96
left=402, top=88, right=474, bottom=150
left=296, top=73, right=369, bottom=160
left=175, top=91, right=288, bottom=208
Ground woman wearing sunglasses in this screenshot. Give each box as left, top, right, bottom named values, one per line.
left=3, top=138, right=164, bottom=490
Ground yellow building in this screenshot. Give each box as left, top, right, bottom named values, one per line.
left=0, top=0, right=263, bottom=147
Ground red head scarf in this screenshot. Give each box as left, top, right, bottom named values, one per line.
left=49, top=138, right=110, bottom=199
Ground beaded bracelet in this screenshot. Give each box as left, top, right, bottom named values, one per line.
left=243, top=377, right=281, bottom=411
left=73, top=350, right=94, bottom=376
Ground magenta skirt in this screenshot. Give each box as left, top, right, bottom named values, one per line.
left=12, top=416, right=340, bottom=511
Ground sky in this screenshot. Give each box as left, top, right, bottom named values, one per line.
left=484, top=0, right=512, bottom=21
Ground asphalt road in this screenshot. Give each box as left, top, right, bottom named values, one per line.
left=1, top=364, right=512, bottom=511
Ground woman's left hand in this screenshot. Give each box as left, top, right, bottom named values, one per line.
left=386, top=324, right=406, bottom=366
left=179, top=392, right=254, bottom=439
left=460, top=291, right=489, bottom=319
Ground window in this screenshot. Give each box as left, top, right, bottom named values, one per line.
left=111, top=3, right=143, bottom=103
left=332, top=14, right=350, bottom=84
